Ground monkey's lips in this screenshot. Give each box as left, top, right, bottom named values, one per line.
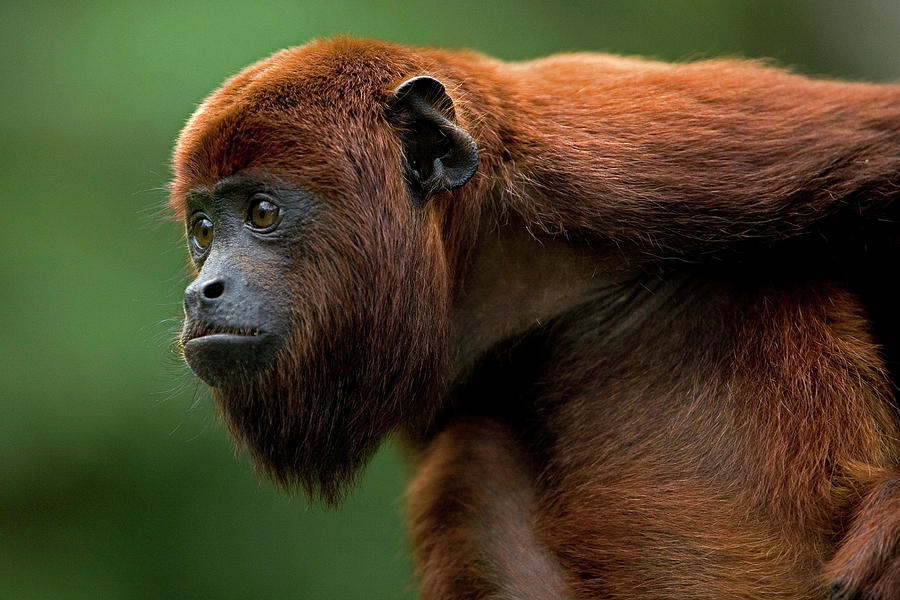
left=182, top=322, right=282, bottom=386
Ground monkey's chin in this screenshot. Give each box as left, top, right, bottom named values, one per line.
left=183, top=332, right=282, bottom=387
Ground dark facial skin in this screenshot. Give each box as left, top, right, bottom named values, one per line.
left=181, top=174, right=311, bottom=386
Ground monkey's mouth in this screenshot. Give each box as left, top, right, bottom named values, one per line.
left=181, top=320, right=282, bottom=386
left=182, top=321, right=265, bottom=344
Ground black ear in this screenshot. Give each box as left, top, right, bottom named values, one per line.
left=386, top=76, right=479, bottom=206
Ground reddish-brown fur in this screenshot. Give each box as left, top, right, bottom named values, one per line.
left=171, top=38, right=900, bottom=599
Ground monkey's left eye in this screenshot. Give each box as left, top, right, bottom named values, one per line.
left=247, top=195, right=280, bottom=231
left=189, top=214, right=214, bottom=251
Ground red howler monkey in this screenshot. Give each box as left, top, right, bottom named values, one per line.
left=170, top=38, right=900, bottom=599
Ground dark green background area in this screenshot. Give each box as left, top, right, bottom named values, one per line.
left=1, top=2, right=897, bottom=598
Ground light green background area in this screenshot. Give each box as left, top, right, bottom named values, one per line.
left=1, top=2, right=898, bottom=598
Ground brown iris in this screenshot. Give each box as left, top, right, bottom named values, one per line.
left=249, top=196, right=280, bottom=230
left=190, top=215, right=214, bottom=250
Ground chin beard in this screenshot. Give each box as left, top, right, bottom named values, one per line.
left=210, top=308, right=448, bottom=505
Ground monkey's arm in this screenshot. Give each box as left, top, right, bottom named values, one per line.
left=489, top=60, right=900, bottom=260
left=407, top=419, right=570, bottom=600
left=826, top=473, right=900, bottom=599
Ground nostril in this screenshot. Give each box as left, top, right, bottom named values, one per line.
left=202, top=279, right=225, bottom=299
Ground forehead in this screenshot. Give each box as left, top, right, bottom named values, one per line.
left=169, top=42, right=407, bottom=218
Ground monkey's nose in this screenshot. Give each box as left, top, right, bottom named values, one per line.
left=184, top=277, right=227, bottom=309
left=200, top=279, right=225, bottom=300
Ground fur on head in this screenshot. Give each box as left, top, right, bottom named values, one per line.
left=170, top=39, right=466, bottom=502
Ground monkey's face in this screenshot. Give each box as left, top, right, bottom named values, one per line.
left=172, top=43, right=477, bottom=502
left=177, top=164, right=451, bottom=502
left=180, top=174, right=297, bottom=388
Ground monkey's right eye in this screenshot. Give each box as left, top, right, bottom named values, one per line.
left=247, top=195, right=281, bottom=231
left=190, top=215, right=214, bottom=251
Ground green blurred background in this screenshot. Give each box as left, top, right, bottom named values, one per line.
left=1, top=1, right=898, bottom=598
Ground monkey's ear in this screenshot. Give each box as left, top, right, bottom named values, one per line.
left=386, top=76, right=479, bottom=206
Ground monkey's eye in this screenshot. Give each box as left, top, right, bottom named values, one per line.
left=189, top=214, right=214, bottom=251
left=247, top=195, right=280, bottom=231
